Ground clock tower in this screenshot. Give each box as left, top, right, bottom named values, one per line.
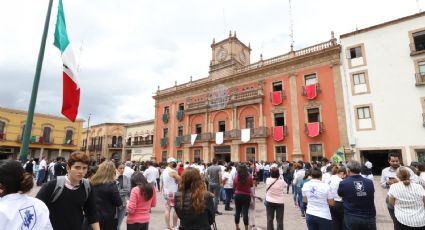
left=209, top=31, right=251, bottom=80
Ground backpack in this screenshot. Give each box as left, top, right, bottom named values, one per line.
left=50, top=176, right=91, bottom=203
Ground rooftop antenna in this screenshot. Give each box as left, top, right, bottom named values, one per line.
left=417, top=0, right=422, bottom=12
left=288, top=0, right=295, bottom=49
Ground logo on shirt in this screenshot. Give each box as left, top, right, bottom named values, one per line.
left=19, top=205, right=36, bottom=230
left=353, top=181, right=367, bottom=197
left=310, top=186, right=318, bottom=198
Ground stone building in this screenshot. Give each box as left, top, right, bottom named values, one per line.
left=124, top=119, right=154, bottom=161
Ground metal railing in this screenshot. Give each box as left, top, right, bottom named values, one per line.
left=88, top=145, right=95, bottom=151
left=304, top=122, right=324, bottom=135
left=415, top=73, right=425, bottom=85
left=108, top=143, right=123, bottom=148
left=131, top=140, right=153, bottom=146
left=301, top=83, right=321, bottom=96
left=223, top=129, right=240, bottom=139
left=80, top=146, right=86, bottom=151
left=250, top=127, right=269, bottom=138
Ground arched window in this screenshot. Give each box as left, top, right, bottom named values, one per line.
left=65, top=130, right=73, bottom=144
left=43, top=127, right=51, bottom=143
left=118, top=136, right=123, bottom=145
left=0, top=121, right=5, bottom=140
left=112, top=136, right=117, bottom=146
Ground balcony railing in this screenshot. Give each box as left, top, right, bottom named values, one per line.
left=63, top=139, right=74, bottom=145
left=301, top=83, right=321, bottom=96
left=273, top=126, right=288, bottom=137
left=415, top=73, right=425, bottom=86
left=181, top=133, right=213, bottom=144
left=0, top=133, right=5, bottom=141
left=131, top=140, right=153, bottom=146
left=177, top=110, right=184, bottom=121
left=304, top=122, right=325, bottom=135
left=160, top=138, right=168, bottom=148
left=16, top=135, right=54, bottom=144
left=80, top=146, right=86, bottom=151
left=250, top=127, right=269, bottom=138
left=95, top=144, right=102, bottom=151
left=108, top=143, right=123, bottom=148
left=223, top=129, right=241, bottom=139
left=88, top=145, right=95, bottom=151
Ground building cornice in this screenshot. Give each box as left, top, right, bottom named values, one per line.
left=0, top=107, right=85, bottom=122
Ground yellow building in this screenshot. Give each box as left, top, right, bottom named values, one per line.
left=0, top=107, right=84, bottom=160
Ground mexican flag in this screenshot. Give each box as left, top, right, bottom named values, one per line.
left=54, top=0, right=79, bottom=122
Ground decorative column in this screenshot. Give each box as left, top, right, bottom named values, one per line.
left=231, top=141, right=240, bottom=162
left=258, top=140, right=267, bottom=161
left=184, top=147, right=190, bottom=163
left=331, top=61, right=349, bottom=147
left=289, top=73, right=303, bottom=160
left=169, top=101, right=176, bottom=157
left=58, top=149, right=62, bottom=157
left=259, top=103, right=264, bottom=127
left=233, top=106, right=237, bottom=129
left=202, top=143, right=209, bottom=162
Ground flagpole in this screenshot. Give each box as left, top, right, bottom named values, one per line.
left=19, top=0, right=55, bottom=163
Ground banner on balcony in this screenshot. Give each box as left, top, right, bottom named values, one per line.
left=307, top=122, right=320, bottom=137
left=273, top=126, right=284, bottom=141
left=191, top=134, right=197, bottom=145
left=215, top=132, right=223, bottom=144
left=272, top=91, right=283, bottom=105
left=241, top=129, right=251, bottom=143
left=305, top=84, right=317, bottom=100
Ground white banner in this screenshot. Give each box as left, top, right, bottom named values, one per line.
left=241, top=129, right=251, bottom=143
left=215, top=132, right=223, bottom=144
left=191, top=134, right=198, bottom=145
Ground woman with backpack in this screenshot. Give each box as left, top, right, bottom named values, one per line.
left=90, top=161, right=123, bottom=230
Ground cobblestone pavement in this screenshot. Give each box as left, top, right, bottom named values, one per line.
left=29, top=177, right=392, bottom=230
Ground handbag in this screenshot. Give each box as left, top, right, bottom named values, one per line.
left=264, top=178, right=279, bottom=206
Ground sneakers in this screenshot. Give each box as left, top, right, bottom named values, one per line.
left=215, top=211, right=223, bottom=215
left=225, top=207, right=234, bottom=211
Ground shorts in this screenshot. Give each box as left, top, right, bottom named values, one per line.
left=163, top=192, right=175, bottom=208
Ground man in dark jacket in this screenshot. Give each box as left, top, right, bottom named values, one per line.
left=54, top=157, right=67, bottom=178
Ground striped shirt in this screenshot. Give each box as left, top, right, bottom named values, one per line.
left=388, top=182, right=425, bottom=227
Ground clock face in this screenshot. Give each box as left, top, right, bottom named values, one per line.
left=239, top=51, right=246, bottom=63
left=217, top=48, right=227, bottom=62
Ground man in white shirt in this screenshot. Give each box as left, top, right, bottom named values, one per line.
left=143, top=161, right=159, bottom=186
left=48, top=160, right=56, bottom=181
left=37, top=157, right=48, bottom=186
left=123, top=161, right=135, bottom=178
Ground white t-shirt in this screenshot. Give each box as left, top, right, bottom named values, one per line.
left=322, top=172, right=332, bottom=185
left=329, top=175, right=343, bottom=202
left=39, top=160, right=47, bottom=170
left=123, top=166, right=135, bottom=178
left=49, top=162, right=55, bottom=174
left=302, top=179, right=333, bottom=220
left=0, top=193, right=52, bottom=229
left=388, top=182, right=425, bottom=227
left=143, top=166, right=159, bottom=184
left=222, top=171, right=233, bottom=189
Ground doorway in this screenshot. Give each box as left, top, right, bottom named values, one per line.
left=214, top=145, right=231, bottom=163
left=361, top=149, right=402, bottom=175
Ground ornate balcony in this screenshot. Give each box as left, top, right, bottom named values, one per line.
left=88, top=145, right=95, bottom=151
left=415, top=73, right=425, bottom=86
left=301, top=83, right=321, bottom=96
left=250, top=127, right=269, bottom=138
left=131, top=140, right=153, bottom=146
left=181, top=133, right=212, bottom=144
left=80, top=146, right=87, bottom=151
left=95, top=144, right=102, bottom=151
left=63, top=139, right=74, bottom=145
left=108, top=143, right=123, bottom=149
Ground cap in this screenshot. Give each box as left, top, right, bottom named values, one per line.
left=365, top=161, right=373, bottom=169
left=167, top=157, right=177, bottom=163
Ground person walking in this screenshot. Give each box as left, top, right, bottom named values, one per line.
left=222, top=165, right=234, bottom=211
left=388, top=167, right=425, bottom=229
left=0, top=160, right=52, bottom=229
left=302, top=168, right=335, bottom=230
left=329, top=166, right=346, bottom=230
left=338, top=161, right=376, bottom=230
left=90, top=161, right=123, bottom=230
left=115, top=162, right=131, bottom=230
left=206, top=158, right=223, bottom=215
left=234, top=164, right=253, bottom=230
left=265, top=167, right=287, bottom=230
left=174, top=167, right=215, bottom=230
left=127, top=172, right=157, bottom=230
left=161, top=157, right=181, bottom=230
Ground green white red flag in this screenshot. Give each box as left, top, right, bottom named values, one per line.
left=54, top=0, right=79, bottom=122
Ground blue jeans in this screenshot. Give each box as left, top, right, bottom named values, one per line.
left=296, top=186, right=305, bottom=215
left=263, top=170, right=270, bottom=182
left=209, top=184, right=221, bottom=212
left=344, top=214, right=376, bottom=230
left=292, top=185, right=297, bottom=204
left=306, top=214, right=332, bottom=230
left=37, top=170, right=46, bottom=186
left=116, top=205, right=126, bottom=230
left=224, top=188, right=233, bottom=209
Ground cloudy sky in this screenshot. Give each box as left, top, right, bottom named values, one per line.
left=0, top=0, right=422, bottom=126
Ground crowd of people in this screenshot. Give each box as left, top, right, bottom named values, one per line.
left=1, top=151, right=425, bottom=230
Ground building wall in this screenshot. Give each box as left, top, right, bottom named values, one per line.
left=0, top=107, right=83, bottom=160
left=340, top=14, right=425, bottom=164
left=124, top=120, right=154, bottom=161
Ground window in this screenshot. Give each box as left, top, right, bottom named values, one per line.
left=112, top=136, right=117, bottom=145
left=275, top=146, right=287, bottom=161
left=274, top=113, right=284, bottom=126
left=419, top=61, right=425, bottom=76
left=163, top=128, right=168, bottom=138
left=42, top=127, right=51, bottom=143
left=357, top=107, right=371, bottom=119
left=196, top=124, right=202, bottom=134
left=178, top=103, right=185, bottom=111
left=0, top=121, right=5, bottom=134
left=413, top=30, right=425, bottom=52
left=310, top=144, right=323, bottom=162
left=218, top=121, right=226, bottom=132
left=349, top=47, right=362, bottom=59
left=65, top=130, right=73, bottom=144
left=307, top=108, right=320, bottom=123
left=177, top=150, right=183, bottom=162
left=164, top=106, right=169, bottom=114
left=245, top=117, right=254, bottom=129
left=194, top=149, right=201, bottom=163
left=272, top=81, right=283, bottom=92
left=161, top=151, right=167, bottom=162
left=246, top=147, right=256, bottom=162
left=118, top=136, right=122, bottom=145
left=178, top=126, right=183, bottom=136
left=305, top=74, right=317, bottom=85
left=417, top=149, right=425, bottom=162
left=353, top=73, right=366, bottom=85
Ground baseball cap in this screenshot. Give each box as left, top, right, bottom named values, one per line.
left=167, top=157, right=177, bottom=163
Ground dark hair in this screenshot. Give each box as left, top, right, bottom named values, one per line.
left=270, top=167, right=280, bottom=178
left=0, top=160, right=33, bottom=196
left=311, top=168, right=322, bottom=179
left=212, top=158, right=218, bottom=164
left=237, top=164, right=249, bottom=184
left=397, top=167, right=411, bottom=186
left=85, top=166, right=98, bottom=179
left=131, top=172, right=153, bottom=201
left=418, top=162, right=425, bottom=173
left=225, top=165, right=232, bottom=172
left=388, top=152, right=400, bottom=160
left=67, top=151, right=90, bottom=167
left=360, top=165, right=372, bottom=176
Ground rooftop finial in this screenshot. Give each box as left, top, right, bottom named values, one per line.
left=234, top=31, right=237, bottom=38
left=212, top=38, right=215, bottom=44
left=157, top=85, right=160, bottom=91
left=190, top=76, right=193, bottom=82
left=331, top=31, right=335, bottom=39
left=175, top=80, right=177, bottom=86
left=260, top=53, right=263, bottom=61
left=290, top=44, right=294, bottom=52
left=229, top=30, right=232, bottom=37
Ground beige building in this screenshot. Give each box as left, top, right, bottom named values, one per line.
left=124, top=120, right=155, bottom=161
left=0, top=107, right=84, bottom=160
left=82, top=123, right=125, bottom=162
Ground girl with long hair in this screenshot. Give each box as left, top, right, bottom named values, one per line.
left=0, top=160, right=52, bottom=229
left=174, top=167, right=215, bottom=230
left=127, top=171, right=156, bottom=230
left=90, top=161, right=122, bottom=230
left=233, top=164, right=253, bottom=230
